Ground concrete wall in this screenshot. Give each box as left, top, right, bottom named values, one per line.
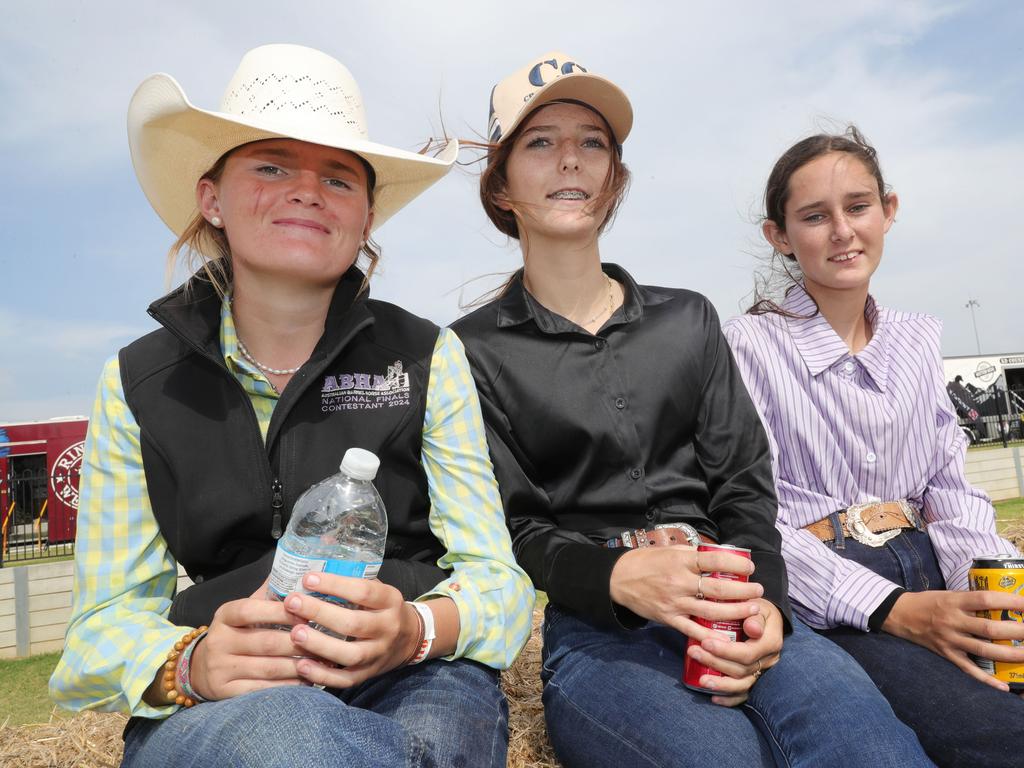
left=2, top=449, right=1021, bottom=658
left=0, top=562, right=191, bottom=659
left=964, top=445, right=1024, bottom=502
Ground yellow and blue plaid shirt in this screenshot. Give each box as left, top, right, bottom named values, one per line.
left=50, top=299, right=534, bottom=718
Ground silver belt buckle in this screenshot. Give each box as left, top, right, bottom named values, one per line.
left=845, top=502, right=902, bottom=547
left=655, top=523, right=701, bottom=547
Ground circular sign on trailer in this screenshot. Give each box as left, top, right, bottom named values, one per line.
left=976, top=361, right=997, bottom=382
left=50, top=440, right=85, bottom=510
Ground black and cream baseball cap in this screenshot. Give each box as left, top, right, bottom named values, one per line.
left=486, top=51, right=633, bottom=146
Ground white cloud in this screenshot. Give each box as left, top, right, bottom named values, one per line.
left=0, top=308, right=145, bottom=359
left=2, top=0, right=1022, bottom=422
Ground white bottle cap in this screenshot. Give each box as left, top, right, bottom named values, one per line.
left=340, top=447, right=380, bottom=481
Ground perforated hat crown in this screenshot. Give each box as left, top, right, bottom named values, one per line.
left=128, top=44, right=457, bottom=241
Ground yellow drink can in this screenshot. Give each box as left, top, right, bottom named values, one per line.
left=969, top=555, right=1024, bottom=690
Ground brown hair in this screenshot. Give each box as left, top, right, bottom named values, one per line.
left=478, top=103, right=630, bottom=241
left=464, top=102, right=630, bottom=304
left=747, top=125, right=888, bottom=315
left=165, top=146, right=381, bottom=298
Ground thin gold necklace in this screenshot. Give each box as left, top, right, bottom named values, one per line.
left=581, top=274, right=614, bottom=326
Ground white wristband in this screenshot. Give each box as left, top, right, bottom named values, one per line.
left=407, top=601, right=436, bottom=665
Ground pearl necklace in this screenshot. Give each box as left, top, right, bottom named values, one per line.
left=581, top=274, right=615, bottom=327
left=236, top=337, right=302, bottom=375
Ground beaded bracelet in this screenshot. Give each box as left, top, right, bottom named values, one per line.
left=161, top=626, right=208, bottom=707
left=176, top=628, right=209, bottom=703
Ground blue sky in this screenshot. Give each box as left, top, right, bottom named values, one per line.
left=2, top=0, right=1022, bottom=421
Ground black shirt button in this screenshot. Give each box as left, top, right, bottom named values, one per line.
left=615, top=397, right=626, bottom=409
left=594, top=339, right=607, bottom=350
left=645, top=509, right=655, bottom=521
left=194, top=574, right=205, bottom=584
left=630, top=468, right=642, bottom=480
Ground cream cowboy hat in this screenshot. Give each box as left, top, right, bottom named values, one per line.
left=128, top=43, right=457, bottom=236
left=487, top=51, right=633, bottom=146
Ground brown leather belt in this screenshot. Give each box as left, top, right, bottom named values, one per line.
left=804, top=500, right=921, bottom=547
left=604, top=524, right=714, bottom=549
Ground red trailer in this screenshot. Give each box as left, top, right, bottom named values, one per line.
left=0, top=417, right=87, bottom=558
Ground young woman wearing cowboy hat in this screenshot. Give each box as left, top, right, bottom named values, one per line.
left=723, top=127, right=1024, bottom=767
left=50, top=44, right=533, bottom=767
left=452, top=53, right=933, bottom=767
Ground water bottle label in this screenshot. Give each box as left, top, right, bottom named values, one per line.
left=268, top=545, right=384, bottom=602
left=268, top=545, right=326, bottom=599
left=323, top=559, right=383, bottom=579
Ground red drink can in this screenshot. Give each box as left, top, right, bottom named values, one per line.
left=683, top=543, right=752, bottom=694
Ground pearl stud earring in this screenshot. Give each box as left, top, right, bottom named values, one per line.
left=211, top=216, right=223, bottom=227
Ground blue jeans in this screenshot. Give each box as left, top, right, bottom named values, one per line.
left=121, top=659, right=507, bottom=768
left=821, top=528, right=1024, bottom=768
left=540, top=604, right=931, bottom=768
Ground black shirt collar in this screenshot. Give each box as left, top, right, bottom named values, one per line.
left=495, top=263, right=672, bottom=333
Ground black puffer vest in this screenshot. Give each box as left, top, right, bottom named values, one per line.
left=119, top=268, right=447, bottom=627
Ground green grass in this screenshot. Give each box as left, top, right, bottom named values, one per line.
left=968, top=440, right=1024, bottom=452
left=0, top=651, right=62, bottom=725
left=995, top=498, right=1024, bottom=532
left=1, top=553, right=73, bottom=569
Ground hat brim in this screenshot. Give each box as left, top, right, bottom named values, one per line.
left=501, top=73, right=633, bottom=145
left=127, top=73, right=457, bottom=238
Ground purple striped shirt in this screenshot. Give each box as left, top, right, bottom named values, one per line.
left=723, top=284, right=1017, bottom=631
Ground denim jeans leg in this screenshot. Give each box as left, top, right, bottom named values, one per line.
left=744, top=616, right=933, bottom=768
left=342, top=658, right=509, bottom=768
left=824, top=626, right=1024, bottom=768
left=818, top=527, right=1024, bottom=768
left=540, top=605, right=775, bottom=768
left=121, top=686, right=414, bottom=768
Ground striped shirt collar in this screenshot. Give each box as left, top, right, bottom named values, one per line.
left=781, top=283, right=891, bottom=392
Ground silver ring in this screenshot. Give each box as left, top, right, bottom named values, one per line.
left=695, top=574, right=705, bottom=601
left=753, top=659, right=763, bottom=678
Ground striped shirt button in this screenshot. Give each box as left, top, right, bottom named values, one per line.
left=843, top=361, right=855, bottom=374
left=866, top=451, right=877, bottom=463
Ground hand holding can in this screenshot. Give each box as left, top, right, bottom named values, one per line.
left=683, top=543, right=752, bottom=694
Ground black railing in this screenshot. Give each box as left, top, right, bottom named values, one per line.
left=1, top=468, right=78, bottom=566
left=960, top=414, right=1024, bottom=449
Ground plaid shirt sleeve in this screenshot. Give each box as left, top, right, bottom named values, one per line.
left=49, top=356, right=186, bottom=718
left=419, top=329, right=535, bottom=669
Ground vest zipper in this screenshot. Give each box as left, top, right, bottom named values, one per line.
left=271, top=479, right=284, bottom=539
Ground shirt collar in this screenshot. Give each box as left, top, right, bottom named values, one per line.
left=495, top=263, right=672, bottom=333
left=781, top=283, right=891, bottom=391
left=220, top=295, right=281, bottom=397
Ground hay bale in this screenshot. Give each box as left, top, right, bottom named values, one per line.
left=0, top=710, right=126, bottom=768
left=1, top=609, right=558, bottom=768
left=502, top=607, right=560, bottom=768
left=1001, top=520, right=1024, bottom=553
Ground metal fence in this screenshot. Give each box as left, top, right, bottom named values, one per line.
left=2, top=467, right=78, bottom=566
left=960, top=414, right=1024, bottom=448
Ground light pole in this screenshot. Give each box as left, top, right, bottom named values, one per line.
left=965, top=299, right=981, bottom=355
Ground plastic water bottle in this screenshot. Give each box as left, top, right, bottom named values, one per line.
left=267, top=447, right=387, bottom=636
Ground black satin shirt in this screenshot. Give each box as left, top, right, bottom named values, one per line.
left=452, top=264, right=791, bottom=629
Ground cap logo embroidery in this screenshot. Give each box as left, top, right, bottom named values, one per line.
left=527, top=58, right=587, bottom=88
